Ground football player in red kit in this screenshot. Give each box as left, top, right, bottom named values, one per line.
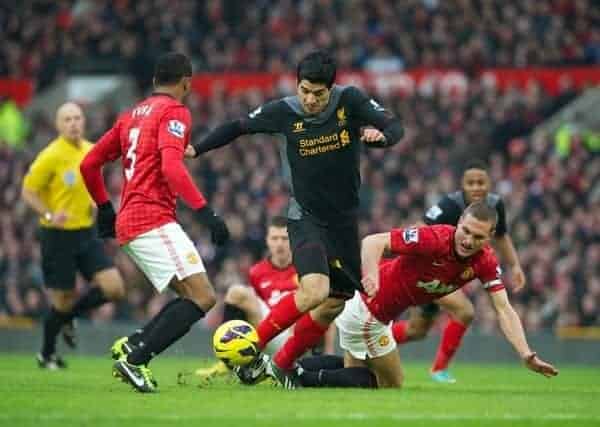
left=282, top=202, right=557, bottom=388
left=80, top=52, right=229, bottom=392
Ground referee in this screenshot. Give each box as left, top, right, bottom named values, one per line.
left=22, top=102, right=125, bottom=369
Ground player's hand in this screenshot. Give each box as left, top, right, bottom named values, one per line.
left=360, top=128, right=385, bottom=144
left=361, top=271, right=379, bottom=297
left=97, top=202, right=116, bottom=239
left=50, top=211, right=69, bottom=227
left=523, top=352, right=558, bottom=378
left=196, top=206, right=230, bottom=246
left=510, top=265, right=526, bottom=293
left=184, top=145, right=197, bottom=158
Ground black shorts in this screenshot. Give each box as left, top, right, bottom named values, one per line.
left=416, top=302, right=441, bottom=319
left=288, top=216, right=362, bottom=299
left=39, top=227, right=114, bottom=290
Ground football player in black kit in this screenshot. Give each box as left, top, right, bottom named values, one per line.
left=188, top=50, right=404, bottom=388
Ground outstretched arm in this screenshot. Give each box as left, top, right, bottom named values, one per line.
left=495, top=234, right=526, bottom=292
left=489, top=289, right=558, bottom=377
left=190, top=120, right=247, bottom=157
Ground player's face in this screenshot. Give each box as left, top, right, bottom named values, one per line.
left=297, top=80, right=331, bottom=115
left=454, top=214, right=494, bottom=258
left=266, top=226, right=291, bottom=262
left=56, top=103, right=85, bottom=142
left=462, top=169, right=490, bottom=203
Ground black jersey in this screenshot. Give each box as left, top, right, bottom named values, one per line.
left=423, top=191, right=508, bottom=237
left=240, top=85, right=400, bottom=224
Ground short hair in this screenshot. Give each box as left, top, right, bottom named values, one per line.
left=268, top=216, right=288, bottom=228
left=463, top=158, right=489, bottom=173
left=462, top=201, right=498, bottom=229
left=297, top=51, right=337, bottom=88
left=153, top=52, right=192, bottom=86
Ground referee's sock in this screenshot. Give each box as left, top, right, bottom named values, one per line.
left=67, top=287, right=108, bottom=321
left=41, top=308, right=69, bottom=357
left=298, top=367, right=377, bottom=388
left=127, top=298, right=205, bottom=366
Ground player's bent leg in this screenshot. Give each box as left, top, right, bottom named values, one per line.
left=93, top=268, right=126, bottom=301
left=430, top=291, right=473, bottom=382
left=295, top=273, right=331, bottom=312
left=224, top=284, right=262, bottom=326
left=366, top=349, right=404, bottom=388
left=255, top=273, right=330, bottom=350
left=437, top=291, right=475, bottom=326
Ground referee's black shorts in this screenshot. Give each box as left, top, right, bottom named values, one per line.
left=288, top=215, right=362, bottom=300
left=39, top=227, right=114, bottom=290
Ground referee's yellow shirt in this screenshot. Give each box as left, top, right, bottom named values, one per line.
left=23, top=136, right=95, bottom=230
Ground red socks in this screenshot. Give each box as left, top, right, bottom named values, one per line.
left=392, top=320, right=409, bottom=344
left=431, top=319, right=468, bottom=372
left=273, top=313, right=329, bottom=370
left=256, top=293, right=302, bottom=349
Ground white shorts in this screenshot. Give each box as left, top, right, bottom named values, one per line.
left=335, top=292, right=396, bottom=360
left=122, top=222, right=206, bottom=292
left=257, top=298, right=292, bottom=354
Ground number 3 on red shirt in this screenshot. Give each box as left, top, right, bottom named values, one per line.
left=125, top=128, right=140, bottom=180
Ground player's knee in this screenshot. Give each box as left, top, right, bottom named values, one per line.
left=378, top=372, right=404, bottom=389
left=407, top=325, right=428, bottom=341
left=297, top=276, right=330, bottom=310
left=95, top=269, right=126, bottom=301
left=225, top=284, right=250, bottom=306
left=51, top=295, right=75, bottom=313
left=454, top=302, right=475, bottom=325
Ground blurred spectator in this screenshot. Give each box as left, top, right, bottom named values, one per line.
left=0, top=96, right=29, bottom=149
left=1, top=0, right=600, bottom=91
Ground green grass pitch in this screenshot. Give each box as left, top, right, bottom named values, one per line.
left=0, top=354, right=598, bottom=427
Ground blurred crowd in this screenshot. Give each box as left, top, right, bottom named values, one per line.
left=1, top=0, right=600, bottom=91
left=0, top=75, right=598, bottom=333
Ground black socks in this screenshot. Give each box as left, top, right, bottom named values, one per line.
left=222, top=302, right=247, bottom=322
left=127, top=298, right=205, bottom=366
left=66, top=287, right=108, bottom=322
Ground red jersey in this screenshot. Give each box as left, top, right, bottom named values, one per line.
left=248, top=259, right=298, bottom=309
left=364, top=225, right=504, bottom=323
left=81, top=94, right=206, bottom=244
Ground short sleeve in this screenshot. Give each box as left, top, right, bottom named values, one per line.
left=477, top=250, right=505, bottom=293
left=389, top=226, right=446, bottom=257
left=23, top=149, right=55, bottom=192
left=243, top=100, right=283, bottom=134
left=158, top=106, right=191, bottom=151
left=423, top=196, right=462, bottom=226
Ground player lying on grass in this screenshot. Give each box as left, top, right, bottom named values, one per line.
left=259, top=202, right=558, bottom=388
left=195, top=216, right=335, bottom=380
left=391, top=159, right=527, bottom=384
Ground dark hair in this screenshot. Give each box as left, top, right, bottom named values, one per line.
left=463, top=158, right=489, bottom=173
left=297, top=51, right=337, bottom=88
left=153, top=52, right=192, bottom=86
left=462, top=201, right=498, bottom=228
left=268, top=216, right=288, bottom=228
